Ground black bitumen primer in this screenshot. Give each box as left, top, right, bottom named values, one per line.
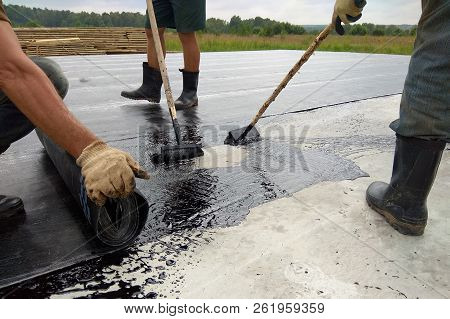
left=224, top=125, right=262, bottom=146
left=0, top=126, right=367, bottom=297
left=0, top=51, right=409, bottom=297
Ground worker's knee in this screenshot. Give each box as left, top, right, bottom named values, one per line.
left=0, top=58, right=69, bottom=153
left=178, top=32, right=196, bottom=44
left=30, top=57, right=69, bottom=99
left=0, top=102, right=35, bottom=154
left=145, top=28, right=165, bottom=41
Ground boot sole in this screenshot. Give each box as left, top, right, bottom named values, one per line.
left=121, top=94, right=160, bottom=104
left=175, top=100, right=198, bottom=110
left=366, top=195, right=425, bottom=236
left=0, top=205, right=25, bottom=221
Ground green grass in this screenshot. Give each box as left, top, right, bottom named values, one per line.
left=164, top=33, right=415, bottom=55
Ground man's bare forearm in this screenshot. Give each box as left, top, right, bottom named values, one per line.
left=0, top=22, right=97, bottom=158
left=0, top=21, right=149, bottom=205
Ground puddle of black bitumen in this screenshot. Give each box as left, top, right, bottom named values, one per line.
left=0, top=109, right=368, bottom=298
left=0, top=52, right=406, bottom=298
left=0, top=127, right=367, bottom=298
left=139, top=142, right=366, bottom=234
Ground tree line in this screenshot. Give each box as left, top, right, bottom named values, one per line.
left=5, top=4, right=146, bottom=27
left=205, top=16, right=307, bottom=36
left=341, top=23, right=417, bottom=36
left=5, top=4, right=416, bottom=36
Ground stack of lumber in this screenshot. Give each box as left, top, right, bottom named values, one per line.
left=14, top=28, right=148, bottom=56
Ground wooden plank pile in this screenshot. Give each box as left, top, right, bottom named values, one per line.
left=14, top=28, right=148, bottom=56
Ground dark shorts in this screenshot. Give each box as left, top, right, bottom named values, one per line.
left=0, top=57, right=69, bottom=154
left=145, top=0, right=206, bottom=32
left=390, top=0, right=450, bottom=142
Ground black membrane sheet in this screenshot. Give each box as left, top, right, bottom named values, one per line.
left=0, top=51, right=410, bottom=290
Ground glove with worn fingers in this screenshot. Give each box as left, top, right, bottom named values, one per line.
left=76, top=141, right=150, bottom=206
left=333, top=0, right=367, bottom=35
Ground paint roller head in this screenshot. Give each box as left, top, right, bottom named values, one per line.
left=151, top=144, right=204, bottom=164
left=224, top=125, right=261, bottom=146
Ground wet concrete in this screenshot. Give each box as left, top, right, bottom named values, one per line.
left=167, top=95, right=449, bottom=299
left=0, top=51, right=412, bottom=297
left=3, top=95, right=447, bottom=299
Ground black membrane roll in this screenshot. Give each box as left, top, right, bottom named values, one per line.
left=36, top=129, right=149, bottom=247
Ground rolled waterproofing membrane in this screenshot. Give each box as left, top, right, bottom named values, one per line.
left=36, top=129, right=149, bottom=247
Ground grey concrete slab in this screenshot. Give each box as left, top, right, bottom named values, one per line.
left=8, top=95, right=446, bottom=300
left=0, top=51, right=421, bottom=297
left=171, top=95, right=448, bottom=299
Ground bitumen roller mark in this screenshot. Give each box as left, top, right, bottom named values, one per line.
left=0, top=51, right=410, bottom=297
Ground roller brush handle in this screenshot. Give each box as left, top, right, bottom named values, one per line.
left=250, top=23, right=334, bottom=127
left=146, top=0, right=178, bottom=126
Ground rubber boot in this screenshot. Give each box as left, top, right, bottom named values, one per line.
left=0, top=195, right=25, bottom=220
left=121, top=63, right=162, bottom=103
left=175, top=69, right=199, bottom=109
left=366, top=135, right=445, bottom=236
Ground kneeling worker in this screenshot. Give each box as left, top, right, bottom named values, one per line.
left=121, top=0, right=206, bottom=109
left=0, top=1, right=149, bottom=220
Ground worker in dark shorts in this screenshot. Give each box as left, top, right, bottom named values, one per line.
left=0, top=1, right=149, bottom=219
left=121, top=0, right=206, bottom=109
left=365, top=0, right=449, bottom=236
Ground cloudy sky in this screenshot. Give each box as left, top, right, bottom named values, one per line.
left=4, top=1, right=422, bottom=25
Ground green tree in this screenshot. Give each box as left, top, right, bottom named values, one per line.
left=205, top=18, right=227, bottom=35
left=350, top=24, right=368, bottom=36
left=372, top=27, right=385, bottom=36
left=229, top=15, right=242, bottom=34
left=385, top=25, right=403, bottom=36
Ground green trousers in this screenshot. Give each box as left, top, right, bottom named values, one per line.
left=390, top=0, right=450, bottom=142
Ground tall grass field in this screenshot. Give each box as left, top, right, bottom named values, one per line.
left=165, top=33, right=415, bottom=55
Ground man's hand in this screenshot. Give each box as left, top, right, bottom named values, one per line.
left=76, top=141, right=150, bottom=206
left=333, top=0, right=367, bottom=35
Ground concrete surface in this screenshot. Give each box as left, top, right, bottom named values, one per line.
left=158, top=96, right=449, bottom=299
left=0, top=50, right=409, bottom=291
left=51, top=95, right=449, bottom=299
left=0, top=51, right=448, bottom=298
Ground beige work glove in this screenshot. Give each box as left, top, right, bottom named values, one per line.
left=333, top=0, right=367, bottom=35
left=76, top=141, right=150, bottom=206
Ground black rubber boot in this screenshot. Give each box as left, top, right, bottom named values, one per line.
left=175, top=69, right=199, bottom=109
left=121, top=63, right=162, bottom=103
left=0, top=195, right=25, bottom=220
left=366, top=135, right=445, bottom=236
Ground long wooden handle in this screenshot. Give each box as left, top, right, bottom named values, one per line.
left=146, top=0, right=177, bottom=121
left=250, top=23, right=334, bottom=126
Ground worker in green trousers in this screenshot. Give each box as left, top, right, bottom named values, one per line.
left=121, top=0, right=206, bottom=109
left=0, top=0, right=149, bottom=220
left=336, top=0, right=449, bottom=236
